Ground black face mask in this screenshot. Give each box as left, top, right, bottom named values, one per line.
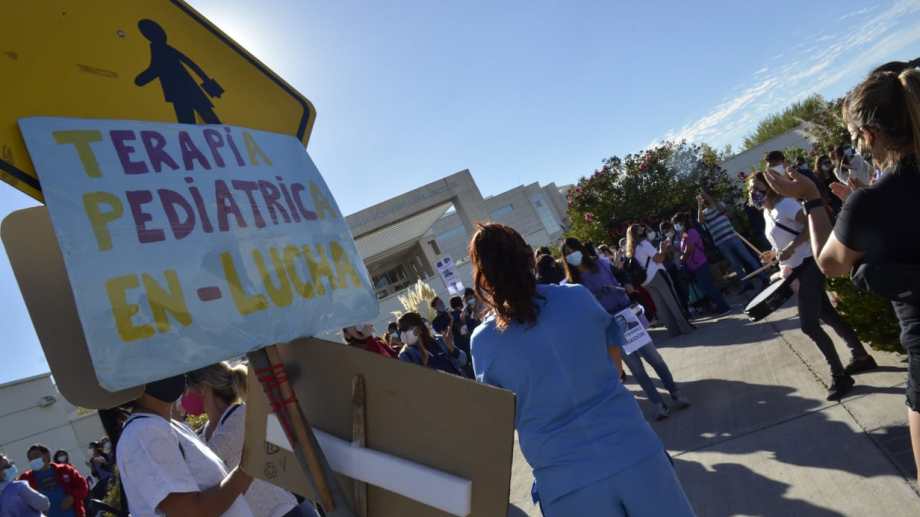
left=145, top=374, right=187, bottom=403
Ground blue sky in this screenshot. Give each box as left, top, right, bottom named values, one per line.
left=3, top=0, right=920, bottom=384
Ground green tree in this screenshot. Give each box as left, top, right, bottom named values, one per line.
left=742, top=95, right=832, bottom=150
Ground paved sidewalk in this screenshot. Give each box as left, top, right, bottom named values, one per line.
left=507, top=299, right=919, bottom=517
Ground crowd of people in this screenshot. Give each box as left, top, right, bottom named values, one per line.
left=328, top=60, right=920, bottom=514
left=0, top=437, right=115, bottom=517
left=4, top=61, right=919, bottom=517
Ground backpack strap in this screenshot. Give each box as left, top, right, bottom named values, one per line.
left=768, top=214, right=801, bottom=237
left=219, top=404, right=243, bottom=428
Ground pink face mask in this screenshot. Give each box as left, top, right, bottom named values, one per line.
left=181, top=391, right=205, bottom=416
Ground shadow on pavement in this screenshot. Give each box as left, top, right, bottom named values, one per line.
left=652, top=378, right=906, bottom=480
left=507, top=503, right=531, bottom=517
left=674, top=458, right=847, bottom=517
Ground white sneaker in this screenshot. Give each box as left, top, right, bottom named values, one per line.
left=655, top=403, right=671, bottom=421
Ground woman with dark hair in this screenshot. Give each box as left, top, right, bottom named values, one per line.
left=98, top=375, right=255, bottom=516
left=748, top=171, right=873, bottom=401
left=763, top=66, right=920, bottom=481
left=560, top=237, right=632, bottom=314
left=562, top=236, right=689, bottom=420
left=468, top=224, right=695, bottom=516
left=396, top=312, right=469, bottom=376
left=535, top=253, right=566, bottom=285
left=672, top=212, right=731, bottom=316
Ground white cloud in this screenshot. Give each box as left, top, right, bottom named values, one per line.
left=658, top=0, right=920, bottom=150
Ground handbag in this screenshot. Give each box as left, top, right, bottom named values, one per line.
left=851, top=262, right=920, bottom=305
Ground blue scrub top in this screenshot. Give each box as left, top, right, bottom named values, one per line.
left=471, top=283, right=662, bottom=504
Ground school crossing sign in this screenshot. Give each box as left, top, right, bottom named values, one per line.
left=0, top=0, right=316, bottom=202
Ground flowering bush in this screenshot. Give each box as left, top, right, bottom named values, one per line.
left=567, top=141, right=743, bottom=245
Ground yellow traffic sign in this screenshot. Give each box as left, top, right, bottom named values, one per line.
left=0, top=0, right=316, bottom=202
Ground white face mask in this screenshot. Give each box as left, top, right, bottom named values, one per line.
left=646, top=231, right=657, bottom=241
left=400, top=329, right=419, bottom=346
left=565, top=251, right=583, bottom=267
left=673, top=223, right=683, bottom=233
left=2, top=465, right=18, bottom=482
left=29, top=458, right=45, bottom=471
left=771, top=164, right=785, bottom=175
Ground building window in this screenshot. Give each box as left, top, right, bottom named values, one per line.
left=428, top=240, right=441, bottom=256
left=436, top=225, right=465, bottom=243
left=490, top=204, right=514, bottom=220
left=372, top=265, right=412, bottom=299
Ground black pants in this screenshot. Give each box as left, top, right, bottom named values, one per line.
left=796, top=258, right=868, bottom=376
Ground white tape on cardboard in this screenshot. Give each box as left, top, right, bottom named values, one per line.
left=267, top=414, right=472, bottom=516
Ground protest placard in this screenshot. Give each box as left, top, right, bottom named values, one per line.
left=242, top=337, right=516, bottom=516
left=435, top=256, right=463, bottom=295
left=615, top=306, right=652, bottom=355
left=17, top=117, right=377, bottom=390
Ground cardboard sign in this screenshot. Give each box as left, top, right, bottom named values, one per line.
left=615, top=307, right=652, bottom=355
left=1, top=207, right=144, bottom=409
left=18, top=117, right=377, bottom=390
left=0, top=0, right=316, bottom=202
left=242, top=338, right=516, bottom=517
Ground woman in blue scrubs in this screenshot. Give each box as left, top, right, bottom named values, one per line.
left=468, top=223, right=695, bottom=516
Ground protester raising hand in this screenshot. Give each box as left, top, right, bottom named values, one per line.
left=829, top=177, right=866, bottom=203
left=762, top=167, right=821, bottom=201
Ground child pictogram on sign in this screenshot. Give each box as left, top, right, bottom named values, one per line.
left=134, top=19, right=223, bottom=124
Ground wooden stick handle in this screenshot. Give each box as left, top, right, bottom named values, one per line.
left=263, top=345, right=336, bottom=511
left=352, top=375, right=367, bottom=517
left=734, top=231, right=763, bottom=255
left=741, top=260, right=778, bottom=281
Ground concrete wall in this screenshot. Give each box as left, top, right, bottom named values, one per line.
left=0, top=374, right=103, bottom=477
left=347, top=169, right=486, bottom=238
left=720, top=126, right=815, bottom=180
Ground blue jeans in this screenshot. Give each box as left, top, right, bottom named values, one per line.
left=541, top=451, right=696, bottom=516
left=717, top=237, right=768, bottom=289
left=691, top=263, right=730, bottom=312
left=623, top=343, right=678, bottom=406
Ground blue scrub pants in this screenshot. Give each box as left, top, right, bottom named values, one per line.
left=541, top=452, right=696, bottom=516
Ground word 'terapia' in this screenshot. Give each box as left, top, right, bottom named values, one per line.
left=53, top=127, right=336, bottom=251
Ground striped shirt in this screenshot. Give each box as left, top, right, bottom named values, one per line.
left=702, top=205, right=736, bottom=245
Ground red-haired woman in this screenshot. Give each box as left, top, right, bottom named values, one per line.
left=468, top=223, right=694, bottom=516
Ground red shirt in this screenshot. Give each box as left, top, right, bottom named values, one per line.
left=352, top=337, right=397, bottom=358
left=20, top=463, right=89, bottom=517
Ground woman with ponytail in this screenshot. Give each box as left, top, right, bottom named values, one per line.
left=469, top=223, right=695, bottom=516
left=184, top=362, right=302, bottom=517
left=763, top=65, right=920, bottom=483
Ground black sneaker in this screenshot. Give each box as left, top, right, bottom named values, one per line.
left=827, top=374, right=855, bottom=401
left=844, top=355, right=878, bottom=375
